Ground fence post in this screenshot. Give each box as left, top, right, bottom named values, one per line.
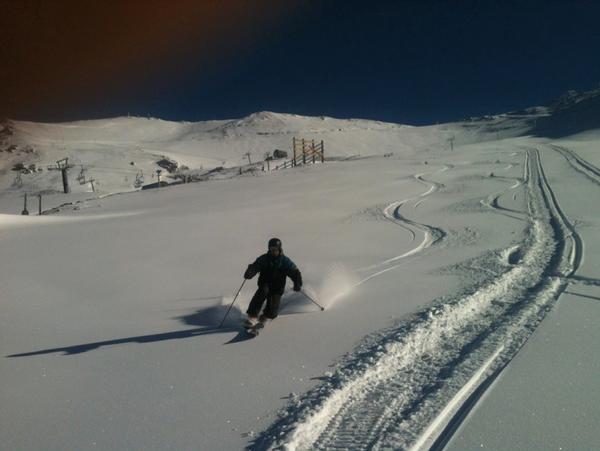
left=302, top=139, right=306, bottom=165
left=321, top=140, right=325, bottom=162
left=292, top=137, right=297, bottom=167
left=38, top=194, right=42, bottom=215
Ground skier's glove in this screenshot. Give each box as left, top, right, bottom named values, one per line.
left=244, top=265, right=257, bottom=279
left=293, top=283, right=302, bottom=292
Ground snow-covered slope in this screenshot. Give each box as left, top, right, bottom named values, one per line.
left=6, top=88, right=599, bottom=204
left=0, top=108, right=535, bottom=204
left=532, top=87, right=600, bottom=138
left=1, top=90, right=600, bottom=450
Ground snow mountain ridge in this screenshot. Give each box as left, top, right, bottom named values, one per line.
left=1, top=87, right=599, bottom=202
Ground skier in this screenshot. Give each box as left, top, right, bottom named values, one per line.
left=243, top=238, right=302, bottom=329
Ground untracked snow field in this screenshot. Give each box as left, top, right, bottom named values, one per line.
left=1, top=132, right=599, bottom=450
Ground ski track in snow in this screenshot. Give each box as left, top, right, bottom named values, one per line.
left=549, top=144, right=600, bottom=187
left=479, top=174, right=525, bottom=221
left=355, top=165, right=449, bottom=283
left=250, top=148, right=583, bottom=451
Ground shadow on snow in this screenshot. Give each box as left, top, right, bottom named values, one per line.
left=6, top=292, right=318, bottom=357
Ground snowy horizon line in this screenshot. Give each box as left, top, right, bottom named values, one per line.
left=5, top=85, right=600, bottom=128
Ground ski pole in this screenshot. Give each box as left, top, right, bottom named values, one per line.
left=301, top=289, right=325, bottom=311
left=219, top=279, right=246, bottom=328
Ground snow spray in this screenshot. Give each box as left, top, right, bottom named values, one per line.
left=314, top=264, right=360, bottom=308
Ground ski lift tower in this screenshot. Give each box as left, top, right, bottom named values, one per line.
left=51, top=157, right=75, bottom=193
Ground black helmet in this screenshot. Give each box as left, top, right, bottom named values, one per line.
left=268, top=238, right=282, bottom=250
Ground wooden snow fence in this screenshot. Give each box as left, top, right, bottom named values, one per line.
left=273, top=138, right=325, bottom=171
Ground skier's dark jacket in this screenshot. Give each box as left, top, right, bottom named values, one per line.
left=244, top=253, right=302, bottom=295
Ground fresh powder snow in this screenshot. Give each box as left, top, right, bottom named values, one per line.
left=1, top=91, right=599, bottom=450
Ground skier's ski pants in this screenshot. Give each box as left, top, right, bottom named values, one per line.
left=247, top=285, right=282, bottom=319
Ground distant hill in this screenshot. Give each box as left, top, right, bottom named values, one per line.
left=2, top=87, right=600, bottom=197
left=0, top=113, right=453, bottom=196
left=531, top=87, right=600, bottom=138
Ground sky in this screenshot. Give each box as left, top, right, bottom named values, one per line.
left=2, top=0, right=600, bottom=125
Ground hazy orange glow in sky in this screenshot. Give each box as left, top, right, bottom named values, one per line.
left=4, top=1, right=599, bottom=125
left=0, top=0, right=304, bottom=120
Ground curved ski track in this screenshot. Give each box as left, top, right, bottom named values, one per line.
left=250, top=149, right=582, bottom=451
left=356, top=166, right=448, bottom=283
left=478, top=158, right=526, bottom=222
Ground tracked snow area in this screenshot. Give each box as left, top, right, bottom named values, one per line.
left=256, top=149, right=578, bottom=450
left=443, top=140, right=600, bottom=451
left=1, top=106, right=599, bottom=450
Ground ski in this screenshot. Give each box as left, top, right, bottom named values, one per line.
left=245, top=322, right=264, bottom=337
